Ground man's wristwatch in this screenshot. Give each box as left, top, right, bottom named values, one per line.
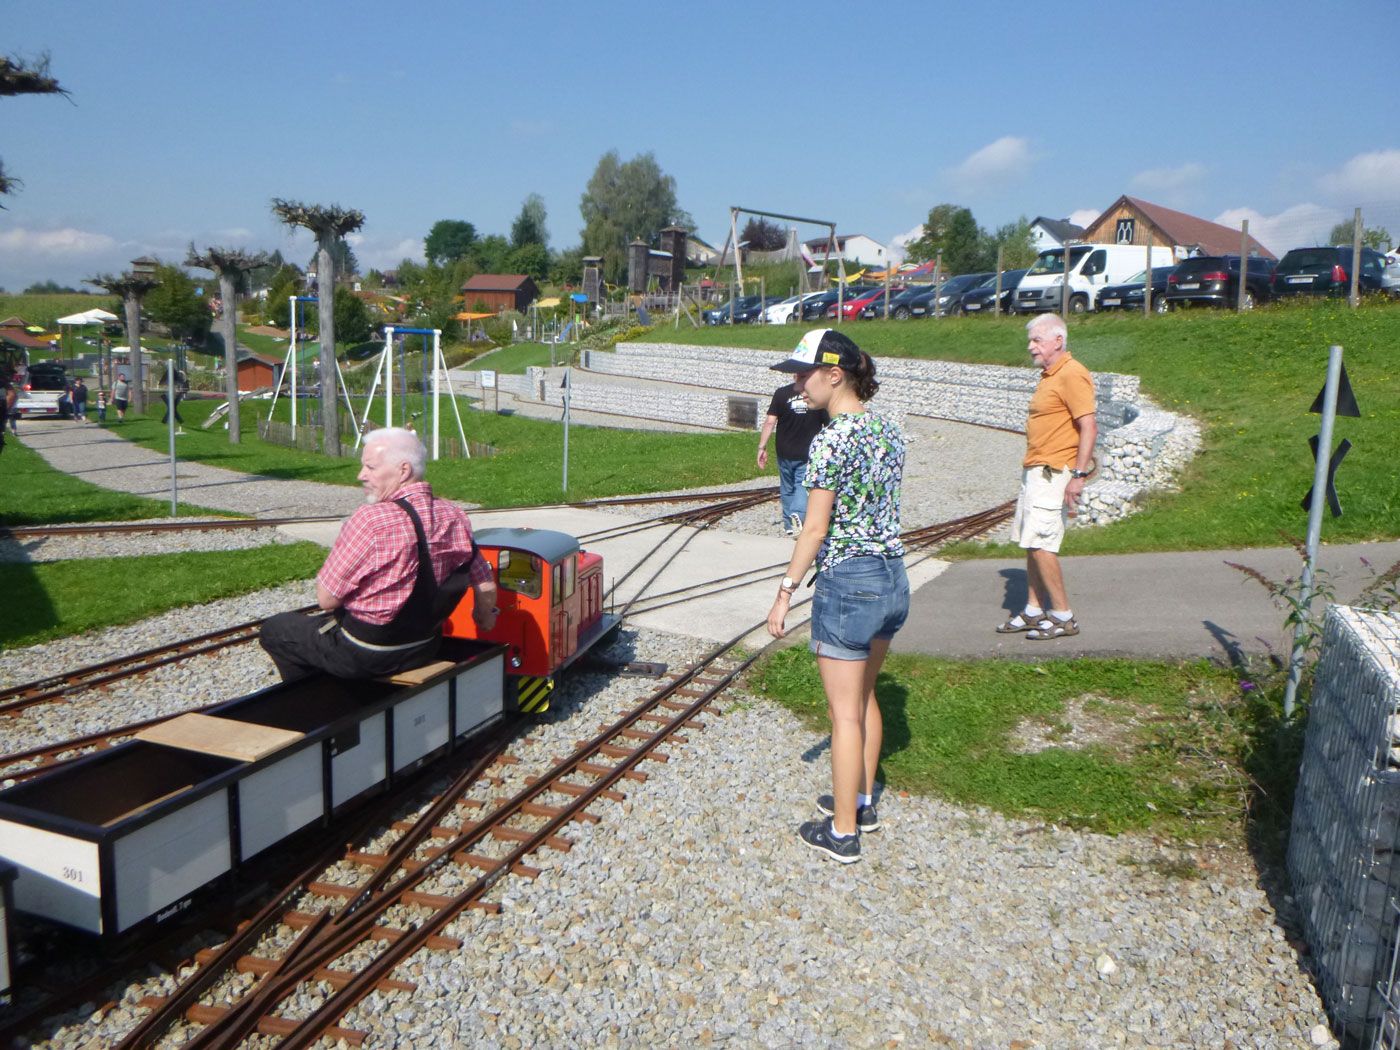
left=1069, top=469, right=1091, bottom=479
left=780, top=576, right=798, bottom=594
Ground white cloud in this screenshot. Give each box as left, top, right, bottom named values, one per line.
left=1318, top=149, right=1400, bottom=201
left=1131, top=162, right=1207, bottom=194
left=1067, top=208, right=1100, bottom=229
left=0, top=226, right=117, bottom=257
left=1213, top=203, right=1343, bottom=257
left=888, top=223, right=924, bottom=260
left=342, top=234, right=423, bottom=272
left=947, top=136, right=1034, bottom=187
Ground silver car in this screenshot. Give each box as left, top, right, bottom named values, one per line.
left=1383, top=256, right=1400, bottom=298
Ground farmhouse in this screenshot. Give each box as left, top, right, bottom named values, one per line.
left=1030, top=217, right=1086, bottom=253
left=1082, top=196, right=1275, bottom=260
left=460, top=274, right=540, bottom=313
left=802, top=234, right=889, bottom=268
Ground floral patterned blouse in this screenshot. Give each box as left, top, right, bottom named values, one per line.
left=804, top=411, right=905, bottom=572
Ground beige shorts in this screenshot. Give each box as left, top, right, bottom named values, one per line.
left=1011, top=465, right=1071, bottom=552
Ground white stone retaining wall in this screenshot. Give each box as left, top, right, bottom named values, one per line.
left=580, top=342, right=1200, bottom=526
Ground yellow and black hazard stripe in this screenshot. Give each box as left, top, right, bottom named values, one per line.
left=514, top=675, right=554, bottom=714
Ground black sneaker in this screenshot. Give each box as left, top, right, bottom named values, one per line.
left=816, top=794, right=880, bottom=832
left=799, top=817, right=861, bottom=863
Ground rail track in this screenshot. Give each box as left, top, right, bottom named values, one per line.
left=98, top=626, right=771, bottom=1048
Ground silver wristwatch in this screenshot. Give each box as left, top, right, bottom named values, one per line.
left=1069, top=469, right=1091, bottom=479
left=780, top=576, right=798, bottom=593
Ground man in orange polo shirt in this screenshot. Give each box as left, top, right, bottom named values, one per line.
left=996, top=313, right=1097, bottom=640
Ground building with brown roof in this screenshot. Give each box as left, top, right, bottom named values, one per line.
left=460, top=274, right=540, bottom=313
left=1081, top=196, right=1275, bottom=260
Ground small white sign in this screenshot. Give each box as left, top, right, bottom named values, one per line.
left=481, top=370, right=497, bottom=389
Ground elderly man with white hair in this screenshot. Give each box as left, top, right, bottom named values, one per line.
left=260, top=427, right=498, bottom=681
left=995, top=313, right=1097, bottom=641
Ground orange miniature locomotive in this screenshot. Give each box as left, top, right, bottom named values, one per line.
left=443, top=527, right=621, bottom=712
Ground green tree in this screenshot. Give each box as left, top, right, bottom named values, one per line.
left=579, top=150, right=684, bottom=282
left=550, top=246, right=585, bottom=285
left=262, top=264, right=302, bottom=326
left=740, top=217, right=787, bottom=251
left=906, top=204, right=984, bottom=274
left=984, top=216, right=1038, bottom=270
left=424, top=219, right=478, bottom=265
left=507, top=243, right=550, bottom=282
left=510, top=193, right=549, bottom=248
left=472, top=234, right=512, bottom=274
left=1327, top=219, right=1392, bottom=251
left=23, top=278, right=80, bottom=293
left=144, top=264, right=211, bottom=342
left=333, top=287, right=372, bottom=344
left=307, top=238, right=358, bottom=279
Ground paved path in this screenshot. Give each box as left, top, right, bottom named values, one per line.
left=893, top=540, right=1400, bottom=663
left=16, top=420, right=369, bottom=519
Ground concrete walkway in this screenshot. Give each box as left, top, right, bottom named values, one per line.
left=892, top=540, right=1400, bottom=664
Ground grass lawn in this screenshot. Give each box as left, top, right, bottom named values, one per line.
left=102, top=396, right=766, bottom=506
left=468, top=342, right=562, bottom=374
left=0, top=542, right=326, bottom=648
left=658, top=299, right=1400, bottom=554
left=0, top=293, right=111, bottom=329
left=752, top=647, right=1274, bottom=847
left=0, top=436, right=229, bottom=526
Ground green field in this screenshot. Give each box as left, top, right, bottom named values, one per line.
left=468, top=341, right=563, bottom=374
left=658, top=299, right=1400, bottom=553
left=0, top=292, right=114, bottom=329
left=101, top=396, right=766, bottom=506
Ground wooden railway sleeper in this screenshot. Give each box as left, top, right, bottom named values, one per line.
left=280, top=910, right=462, bottom=951
left=190, top=949, right=416, bottom=994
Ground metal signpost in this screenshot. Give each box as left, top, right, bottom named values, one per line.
left=166, top=359, right=178, bottom=515
left=562, top=368, right=572, bottom=493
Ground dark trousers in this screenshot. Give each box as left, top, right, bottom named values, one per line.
left=259, top=610, right=441, bottom=682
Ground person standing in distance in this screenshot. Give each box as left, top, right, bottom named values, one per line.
left=767, top=329, right=908, bottom=864
left=111, top=372, right=130, bottom=422
left=996, top=313, right=1097, bottom=641
left=757, top=378, right=830, bottom=536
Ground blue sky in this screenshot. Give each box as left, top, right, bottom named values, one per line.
left=3, top=0, right=1398, bottom=291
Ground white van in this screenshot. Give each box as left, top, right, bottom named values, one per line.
left=1014, top=243, right=1175, bottom=314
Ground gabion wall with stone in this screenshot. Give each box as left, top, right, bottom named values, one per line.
left=1289, top=606, right=1400, bottom=1047
left=573, top=342, right=1200, bottom=526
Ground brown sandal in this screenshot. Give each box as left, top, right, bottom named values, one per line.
left=1026, top=617, right=1079, bottom=640
left=996, top=612, right=1039, bottom=634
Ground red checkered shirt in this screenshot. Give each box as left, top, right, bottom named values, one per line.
left=317, top=481, right=493, bottom=625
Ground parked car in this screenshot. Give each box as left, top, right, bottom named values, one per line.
left=1166, top=255, right=1276, bottom=310
left=1098, top=267, right=1175, bottom=313
left=1016, top=244, right=1175, bottom=314
left=859, top=286, right=915, bottom=319
left=828, top=286, right=889, bottom=320
left=1383, top=256, right=1400, bottom=298
left=889, top=284, right=937, bottom=319
left=960, top=270, right=1028, bottom=315
left=928, top=273, right=993, bottom=317
left=763, top=291, right=827, bottom=324
left=703, top=295, right=764, bottom=324
left=727, top=296, right=782, bottom=324
left=1270, top=246, right=1389, bottom=299
left=14, top=362, right=71, bottom=420
left=799, top=286, right=875, bottom=321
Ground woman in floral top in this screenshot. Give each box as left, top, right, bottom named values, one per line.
left=767, top=329, right=908, bottom=864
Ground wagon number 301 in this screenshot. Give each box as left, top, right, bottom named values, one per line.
left=62, top=866, right=85, bottom=882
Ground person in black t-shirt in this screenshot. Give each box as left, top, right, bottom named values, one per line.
left=758, top=381, right=830, bottom=535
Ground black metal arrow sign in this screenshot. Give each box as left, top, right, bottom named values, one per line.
left=1301, top=435, right=1352, bottom=517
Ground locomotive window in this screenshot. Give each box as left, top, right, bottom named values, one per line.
left=496, top=549, right=542, bottom=599
left=561, top=555, right=576, bottom=600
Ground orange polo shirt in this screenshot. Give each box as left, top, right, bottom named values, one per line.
left=1023, top=352, right=1096, bottom=468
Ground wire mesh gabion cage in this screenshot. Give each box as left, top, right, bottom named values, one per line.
left=1288, top=606, right=1400, bottom=1048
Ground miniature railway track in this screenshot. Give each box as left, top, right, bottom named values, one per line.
left=0, top=516, right=345, bottom=540
left=110, top=631, right=765, bottom=1049
left=0, top=606, right=316, bottom=718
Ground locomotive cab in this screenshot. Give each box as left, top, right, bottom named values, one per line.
left=443, top=527, right=619, bottom=712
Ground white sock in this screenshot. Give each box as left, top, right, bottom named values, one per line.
left=1023, top=604, right=1043, bottom=620
left=857, top=793, right=872, bottom=808
left=828, top=822, right=854, bottom=840
left=1050, top=609, right=1073, bottom=622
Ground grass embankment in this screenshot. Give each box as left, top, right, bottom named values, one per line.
left=753, top=648, right=1283, bottom=850
left=0, top=437, right=227, bottom=526
left=0, top=544, right=326, bottom=648
left=660, top=300, right=1400, bottom=554
left=468, top=342, right=560, bottom=374
left=0, top=293, right=109, bottom=328
left=105, top=397, right=765, bottom=506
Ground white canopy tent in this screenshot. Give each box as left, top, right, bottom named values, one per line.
left=55, top=308, right=119, bottom=326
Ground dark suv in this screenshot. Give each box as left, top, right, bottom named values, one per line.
left=1271, top=246, right=1388, bottom=299
left=1166, top=255, right=1276, bottom=310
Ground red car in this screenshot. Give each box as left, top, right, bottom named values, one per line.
left=825, top=286, right=887, bottom=320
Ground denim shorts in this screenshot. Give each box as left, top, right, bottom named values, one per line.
left=809, top=556, right=910, bottom=661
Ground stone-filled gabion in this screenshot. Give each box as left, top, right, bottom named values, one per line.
left=1289, top=606, right=1400, bottom=1046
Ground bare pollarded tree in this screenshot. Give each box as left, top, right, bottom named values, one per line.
left=186, top=246, right=269, bottom=444
left=271, top=198, right=364, bottom=457
left=1, top=52, right=70, bottom=202
left=87, top=272, right=160, bottom=412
